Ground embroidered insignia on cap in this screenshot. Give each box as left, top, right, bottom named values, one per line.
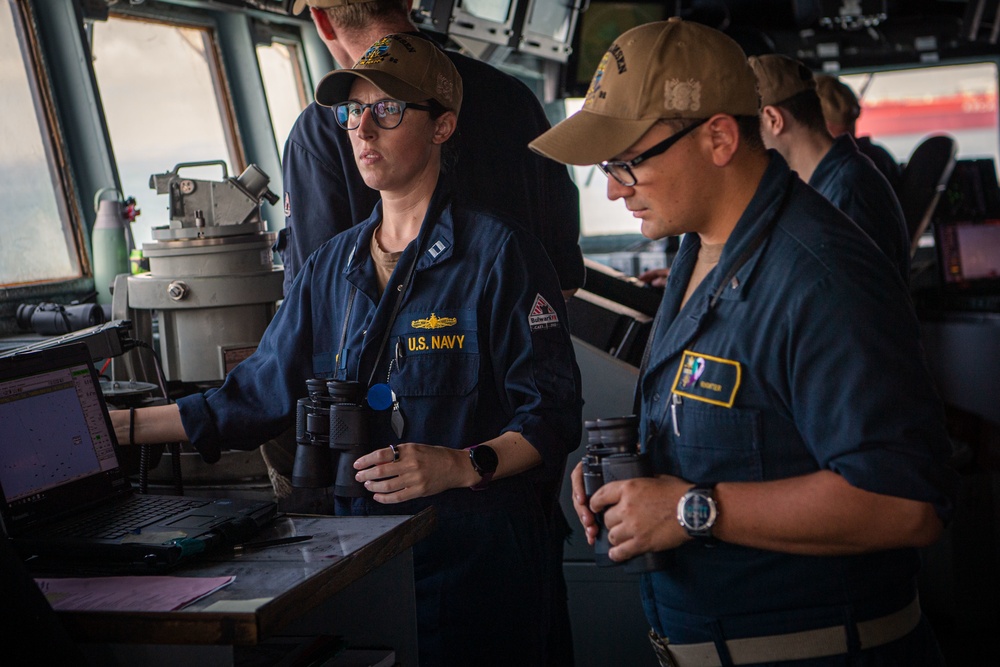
left=663, top=79, right=702, bottom=112
left=584, top=53, right=610, bottom=106
left=358, top=37, right=391, bottom=65
left=528, top=294, right=560, bottom=331
left=411, top=313, right=457, bottom=330
left=284, top=192, right=291, bottom=217
left=436, top=74, right=453, bottom=103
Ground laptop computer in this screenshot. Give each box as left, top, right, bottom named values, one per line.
left=0, top=343, right=277, bottom=571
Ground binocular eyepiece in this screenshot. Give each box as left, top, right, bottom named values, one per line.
left=16, top=302, right=106, bottom=336
left=582, top=416, right=671, bottom=574
left=292, top=378, right=371, bottom=496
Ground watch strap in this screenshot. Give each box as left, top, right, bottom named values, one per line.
left=464, top=445, right=497, bottom=491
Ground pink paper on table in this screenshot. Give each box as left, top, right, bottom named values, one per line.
left=35, top=575, right=235, bottom=611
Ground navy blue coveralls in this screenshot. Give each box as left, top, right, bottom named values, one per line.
left=856, top=136, right=902, bottom=194
left=809, top=134, right=910, bottom=282
left=178, top=182, right=583, bottom=666
left=638, top=154, right=957, bottom=665
left=277, top=33, right=585, bottom=296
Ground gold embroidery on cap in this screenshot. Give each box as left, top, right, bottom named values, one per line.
left=663, top=79, right=702, bottom=112
left=584, top=53, right=610, bottom=105
left=436, top=74, right=453, bottom=103
left=358, top=37, right=391, bottom=65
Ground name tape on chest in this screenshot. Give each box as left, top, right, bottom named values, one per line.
left=671, top=350, right=742, bottom=407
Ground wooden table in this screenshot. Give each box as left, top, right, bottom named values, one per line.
left=57, top=510, right=435, bottom=666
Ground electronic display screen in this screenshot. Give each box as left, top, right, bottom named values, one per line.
left=572, top=2, right=666, bottom=89
left=461, top=0, right=512, bottom=23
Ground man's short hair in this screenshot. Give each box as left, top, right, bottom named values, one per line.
left=776, top=89, right=828, bottom=135
left=326, top=0, right=409, bottom=32
left=748, top=54, right=815, bottom=108
left=662, top=116, right=765, bottom=154
left=293, top=0, right=409, bottom=32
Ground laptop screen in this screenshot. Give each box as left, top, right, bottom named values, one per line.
left=0, top=345, right=131, bottom=536
left=936, top=219, right=1000, bottom=285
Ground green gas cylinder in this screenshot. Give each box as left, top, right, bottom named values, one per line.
left=92, top=188, right=131, bottom=305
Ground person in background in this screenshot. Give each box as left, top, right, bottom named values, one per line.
left=531, top=18, right=956, bottom=667
left=113, top=34, right=582, bottom=666
left=750, top=54, right=911, bottom=282
left=816, top=73, right=903, bottom=192
left=279, top=0, right=584, bottom=300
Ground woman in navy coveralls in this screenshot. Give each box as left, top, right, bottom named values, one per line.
left=114, top=33, right=582, bottom=667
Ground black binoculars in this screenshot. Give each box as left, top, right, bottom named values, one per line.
left=291, top=378, right=371, bottom=496
left=582, top=416, right=671, bottom=574
left=16, top=302, right=106, bottom=336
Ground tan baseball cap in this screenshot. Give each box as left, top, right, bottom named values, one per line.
left=748, top=54, right=816, bottom=107
left=314, top=33, right=463, bottom=114
left=815, top=74, right=861, bottom=127
left=291, top=0, right=374, bottom=15
left=529, top=18, right=759, bottom=166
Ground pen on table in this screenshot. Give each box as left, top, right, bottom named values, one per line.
left=232, top=535, right=313, bottom=553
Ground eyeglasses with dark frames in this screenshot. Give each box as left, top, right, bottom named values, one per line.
left=598, top=118, right=709, bottom=187
left=334, top=99, right=434, bottom=131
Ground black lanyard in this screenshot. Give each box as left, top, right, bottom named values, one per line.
left=335, top=227, right=425, bottom=390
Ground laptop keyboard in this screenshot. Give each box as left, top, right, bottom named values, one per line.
left=49, top=496, right=210, bottom=540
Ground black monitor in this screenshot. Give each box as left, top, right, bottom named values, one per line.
left=563, top=1, right=668, bottom=97
left=937, top=158, right=1000, bottom=223
left=413, top=0, right=527, bottom=47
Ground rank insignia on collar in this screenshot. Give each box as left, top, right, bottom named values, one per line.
left=411, top=313, right=457, bottom=330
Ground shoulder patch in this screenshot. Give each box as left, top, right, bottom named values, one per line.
left=528, top=294, right=560, bottom=331
left=284, top=192, right=291, bottom=217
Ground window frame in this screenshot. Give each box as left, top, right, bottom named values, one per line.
left=1, top=0, right=89, bottom=304
left=94, top=7, right=248, bottom=178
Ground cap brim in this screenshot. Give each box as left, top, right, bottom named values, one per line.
left=315, top=69, right=428, bottom=108
left=529, top=110, right=659, bottom=166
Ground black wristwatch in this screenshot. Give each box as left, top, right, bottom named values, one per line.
left=677, top=485, right=718, bottom=539
left=466, top=445, right=498, bottom=491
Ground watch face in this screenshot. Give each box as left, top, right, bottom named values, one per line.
left=471, top=445, right=498, bottom=475
left=682, top=492, right=716, bottom=531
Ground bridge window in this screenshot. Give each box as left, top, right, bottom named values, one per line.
left=0, top=0, right=82, bottom=288
left=563, top=97, right=670, bottom=277
left=256, top=37, right=309, bottom=160
left=842, top=62, right=999, bottom=170
left=90, top=16, right=237, bottom=249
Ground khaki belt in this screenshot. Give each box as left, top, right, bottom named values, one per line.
left=652, top=596, right=922, bottom=667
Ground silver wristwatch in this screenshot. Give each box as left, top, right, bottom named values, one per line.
left=677, top=485, right=718, bottom=539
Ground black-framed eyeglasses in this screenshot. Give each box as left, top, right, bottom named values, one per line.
left=333, top=99, right=434, bottom=131
left=598, top=118, right=709, bottom=187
